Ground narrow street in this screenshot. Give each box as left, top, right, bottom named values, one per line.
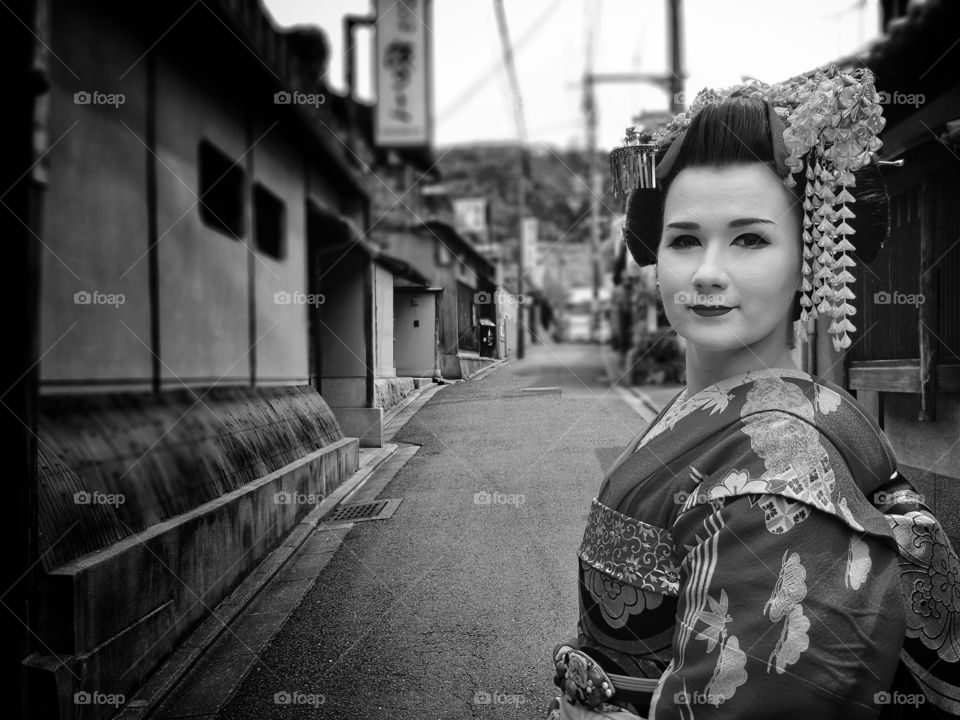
left=216, top=342, right=660, bottom=719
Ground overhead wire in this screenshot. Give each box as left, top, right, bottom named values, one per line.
left=437, top=0, right=562, bottom=124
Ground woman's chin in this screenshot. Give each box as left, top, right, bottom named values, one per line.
left=675, top=323, right=757, bottom=354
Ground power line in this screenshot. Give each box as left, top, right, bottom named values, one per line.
left=493, top=0, right=529, bottom=142
left=437, top=0, right=562, bottom=124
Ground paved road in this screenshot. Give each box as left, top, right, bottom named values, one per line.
left=218, top=341, right=653, bottom=720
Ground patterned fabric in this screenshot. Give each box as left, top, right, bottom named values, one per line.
left=560, top=368, right=960, bottom=719
left=579, top=499, right=681, bottom=594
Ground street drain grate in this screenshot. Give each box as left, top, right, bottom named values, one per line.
left=321, top=498, right=402, bottom=524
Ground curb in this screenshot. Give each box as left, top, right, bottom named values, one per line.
left=115, top=444, right=401, bottom=720
left=625, top=385, right=665, bottom=417
left=465, top=357, right=509, bottom=382
left=599, top=345, right=668, bottom=419
left=120, top=374, right=441, bottom=718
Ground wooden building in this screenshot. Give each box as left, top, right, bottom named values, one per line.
left=14, top=0, right=430, bottom=716
left=806, top=0, right=960, bottom=547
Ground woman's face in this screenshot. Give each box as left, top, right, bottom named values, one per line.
left=657, top=163, right=802, bottom=357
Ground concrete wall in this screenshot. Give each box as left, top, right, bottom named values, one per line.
left=37, top=438, right=357, bottom=720
left=374, top=264, right=396, bottom=377
left=320, top=249, right=368, bottom=407
left=154, top=47, right=252, bottom=386
left=252, top=127, right=310, bottom=385
left=41, top=2, right=152, bottom=391
left=41, top=5, right=331, bottom=393
left=395, top=291, right=438, bottom=376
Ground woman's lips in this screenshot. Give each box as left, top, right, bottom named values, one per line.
left=690, top=305, right=733, bottom=317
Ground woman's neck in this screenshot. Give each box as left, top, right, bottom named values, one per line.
left=684, top=342, right=800, bottom=397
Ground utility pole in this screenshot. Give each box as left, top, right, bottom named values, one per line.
left=493, top=0, right=529, bottom=359
left=516, top=158, right=526, bottom=358
left=583, top=0, right=685, bottom=337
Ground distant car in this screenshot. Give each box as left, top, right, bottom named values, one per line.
left=564, top=314, right=591, bottom=342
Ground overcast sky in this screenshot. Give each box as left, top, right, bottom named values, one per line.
left=263, top=0, right=883, bottom=150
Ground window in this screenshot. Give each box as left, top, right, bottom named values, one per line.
left=198, top=140, right=245, bottom=239
left=253, top=183, right=286, bottom=260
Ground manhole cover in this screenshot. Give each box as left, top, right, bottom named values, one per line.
left=321, top=498, right=402, bottom=524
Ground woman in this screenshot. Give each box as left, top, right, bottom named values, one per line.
left=548, top=71, right=960, bottom=719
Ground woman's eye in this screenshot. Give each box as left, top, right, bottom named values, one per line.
left=666, top=235, right=699, bottom=249
left=734, top=233, right=769, bottom=248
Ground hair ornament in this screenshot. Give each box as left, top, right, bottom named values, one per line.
left=611, top=66, right=889, bottom=352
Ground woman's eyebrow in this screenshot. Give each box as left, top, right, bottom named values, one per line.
left=664, top=218, right=776, bottom=230
left=729, top=217, right=776, bottom=228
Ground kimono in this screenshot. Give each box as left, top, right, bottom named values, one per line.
left=556, top=368, right=960, bottom=719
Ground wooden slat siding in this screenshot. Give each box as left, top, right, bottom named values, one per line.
left=851, top=188, right=922, bottom=362
left=935, top=168, right=960, bottom=363
left=37, top=386, right=343, bottom=571
left=918, top=177, right=938, bottom=420
left=848, top=360, right=960, bottom=392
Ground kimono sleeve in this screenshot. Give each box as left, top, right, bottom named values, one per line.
left=647, top=495, right=905, bottom=720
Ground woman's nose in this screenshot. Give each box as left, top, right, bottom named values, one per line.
left=691, top=245, right=729, bottom=290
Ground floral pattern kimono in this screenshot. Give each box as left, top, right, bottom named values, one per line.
left=559, top=368, right=960, bottom=719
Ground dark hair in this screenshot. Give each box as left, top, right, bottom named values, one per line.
left=623, top=95, right=890, bottom=324
left=624, top=96, right=799, bottom=269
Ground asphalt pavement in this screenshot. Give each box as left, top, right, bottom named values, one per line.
left=203, top=341, right=664, bottom=720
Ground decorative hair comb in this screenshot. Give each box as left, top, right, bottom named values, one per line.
left=611, top=66, right=891, bottom=352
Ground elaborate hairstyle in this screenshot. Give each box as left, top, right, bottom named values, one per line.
left=612, top=67, right=892, bottom=350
